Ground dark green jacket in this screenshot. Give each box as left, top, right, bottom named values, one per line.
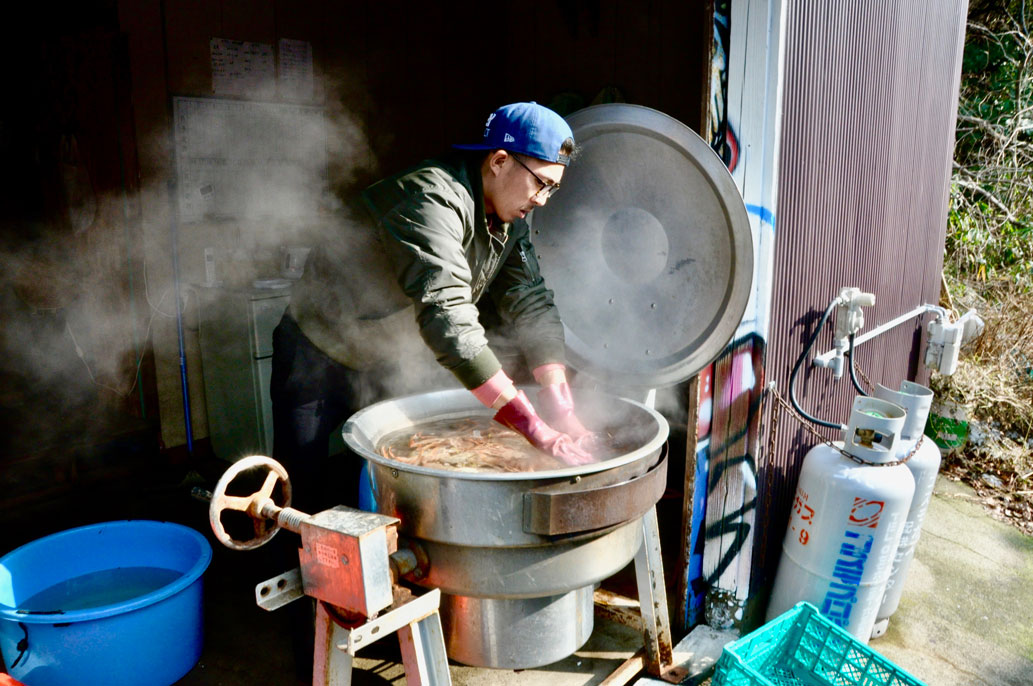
left=288, top=152, right=566, bottom=389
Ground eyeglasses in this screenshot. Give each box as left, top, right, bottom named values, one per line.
left=512, top=154, right=561, bottom=200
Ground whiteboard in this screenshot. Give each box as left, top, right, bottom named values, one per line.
left=172, top=96, right=327, bottom=223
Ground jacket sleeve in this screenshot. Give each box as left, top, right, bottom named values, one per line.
left=376, top=188, right=502, bottom=387
left=488, top=227, right=567, bottom=371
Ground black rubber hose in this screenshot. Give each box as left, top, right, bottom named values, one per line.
left=788, top=299, right=844, bottom=429
left=847, top=333, right=870, bottom=396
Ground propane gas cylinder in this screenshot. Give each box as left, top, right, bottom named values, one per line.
left=870, top=381, right=941, bottom=639
left=766, top=396, right=915, bottom=643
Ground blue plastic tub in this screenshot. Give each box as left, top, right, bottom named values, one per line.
left=0, top=520, right=212, bottom=686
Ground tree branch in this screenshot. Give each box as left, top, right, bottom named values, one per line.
left=952, top=176, right=1027, bottom=226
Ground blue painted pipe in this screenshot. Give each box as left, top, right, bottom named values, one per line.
left=169, top=178, right=194, bottom=455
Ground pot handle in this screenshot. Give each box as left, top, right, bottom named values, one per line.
left=522, top=451, right=668, bottom=535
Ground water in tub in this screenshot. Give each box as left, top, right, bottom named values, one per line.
left=18, top=567, right=183, bottom=612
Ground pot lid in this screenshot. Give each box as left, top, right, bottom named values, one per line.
left=531, top=104, right=754, bottom=388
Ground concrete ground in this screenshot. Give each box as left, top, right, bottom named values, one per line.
left=3, top=470, right=1032, bottom=685
left=870, top=476, right=1033, bottom=686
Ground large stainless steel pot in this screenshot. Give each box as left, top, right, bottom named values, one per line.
left=343, top=103, right=754, bottom=669
left=343, top=388, right=668, bottom=668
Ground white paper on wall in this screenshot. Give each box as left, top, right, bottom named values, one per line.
left=278, top=38, right=314, bottom=101
left=210, top=38, right=276, bottom=99
left=172, top=97, right=327, bottom=223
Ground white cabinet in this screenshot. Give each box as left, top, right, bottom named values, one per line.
left=196, top=284, right=290, bottom=461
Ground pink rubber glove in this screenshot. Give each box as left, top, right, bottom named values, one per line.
left=494, top=391, right=595, bottom=466
left=537, top=382, right=593, bottom=441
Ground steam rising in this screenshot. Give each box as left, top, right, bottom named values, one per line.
left=0, top=96, right=403, bottom=453
left=1, top=88, right=688, bottom=459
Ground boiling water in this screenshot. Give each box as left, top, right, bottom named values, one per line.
left=18, top=566, right=183, bottom=613
left=377, top=415, right=632, bottom=473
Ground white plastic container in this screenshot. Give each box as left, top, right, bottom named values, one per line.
left=766, top=396, right=915, bottom=643
left=870, top=381, right=941, bottom=638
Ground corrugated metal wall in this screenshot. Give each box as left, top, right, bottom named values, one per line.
left=753, top=0, right=969, bottom=593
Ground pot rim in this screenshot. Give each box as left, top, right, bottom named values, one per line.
left=343, top=387, right=668, bottom=482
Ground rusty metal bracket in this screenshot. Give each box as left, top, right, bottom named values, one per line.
left=255, top=567, right=304, bottom=611
left=523, top=451, right=668, bottom=535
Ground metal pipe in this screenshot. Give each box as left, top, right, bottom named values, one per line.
left=813, top=303, right=948, bottom=368
left=390, top=539, right=430, bottom=582
left=389, top=548, right=419, bottom=578
left=169, top=177, right=194, bottom=455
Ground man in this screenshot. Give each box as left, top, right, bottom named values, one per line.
left=271, top=101, right=594, bottom=514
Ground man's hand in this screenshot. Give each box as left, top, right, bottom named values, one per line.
left=494, top=391, right=595, bottom=466
left=537, top=382, right=593, bottom=442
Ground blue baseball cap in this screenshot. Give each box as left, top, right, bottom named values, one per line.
left=454, top=102, right=575, bottom=165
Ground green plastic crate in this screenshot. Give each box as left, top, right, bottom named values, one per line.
left=712, top=602, right=926, bottom=686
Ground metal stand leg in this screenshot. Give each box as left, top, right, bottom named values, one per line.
left=398, top=608, right=451, bottom=686
left=312, top=589, right=452, bottom=686
left=314, top=601, right=354, bottom=686
left=633, top=505, right=687, bottom=683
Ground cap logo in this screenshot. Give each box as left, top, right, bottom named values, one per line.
left=455, top=102, right=573, bottom=164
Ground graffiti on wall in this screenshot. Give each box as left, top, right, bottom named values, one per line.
left=685, top=0, right=782, bottom=631
left=696, top=333, right=766, bottom=628
left=709, top=0, right=731, bottom=161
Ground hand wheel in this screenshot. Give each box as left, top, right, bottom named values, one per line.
left=209, top=455, right=292, bottom=550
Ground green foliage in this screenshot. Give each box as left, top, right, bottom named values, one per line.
left=947, top=1, right=1033, bottom=289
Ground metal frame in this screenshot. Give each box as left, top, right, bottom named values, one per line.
left=598, top=505, right=688, bottom=685
left=311, top=589, right=451, bottom=686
